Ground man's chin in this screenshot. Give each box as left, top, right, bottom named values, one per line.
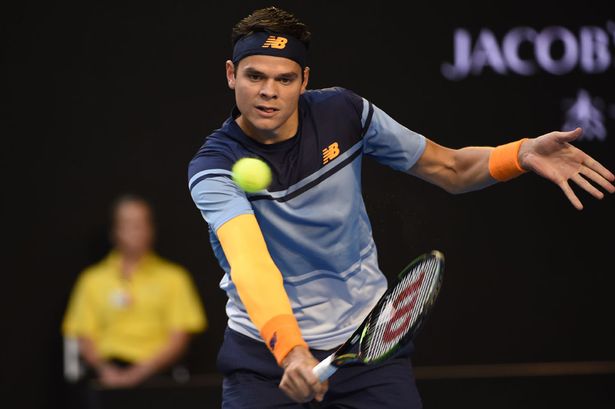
left=249, top=120, right=282, bottom=135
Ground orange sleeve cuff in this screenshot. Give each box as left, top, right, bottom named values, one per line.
left=260, top=314, right=308, bottom=365
left=489, top=138, right=528, bottom=181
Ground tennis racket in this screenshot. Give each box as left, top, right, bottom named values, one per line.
left=312, top=250, right=444, bottom=382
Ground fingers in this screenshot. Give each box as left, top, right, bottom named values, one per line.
left=555, top=127, right=583, bottom=143
left=582, top=157, right=615, bottom=190
left=279, top=373, right=308, bottom=401
left=565, top=153, right=615, bottom=207
left=313, top=379, right=328, bottom=402
left=559, top=180, right=583, bottom=210
left=295, top=371, right=327, bottom=402
left=280, top=372, right=327, bottom=402
left=536, top=129, right=613, bottom=208
left=579, top=165, right=615, bottom=195
left=557, top=160, right=615, bottom=210
left=280, top=363, right=328, bottom=403
left=571, top=173, right=604, bottom=200
left=280, top=346, right=329, bottom=402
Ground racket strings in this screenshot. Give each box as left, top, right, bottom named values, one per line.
left=362, top=257, right=440, bottom=361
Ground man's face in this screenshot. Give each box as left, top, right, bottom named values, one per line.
left=226, top=55, right=309, bottom=143
left=112, top=201, right=153, bottom=257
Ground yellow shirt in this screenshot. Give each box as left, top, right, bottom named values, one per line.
left=62, top=251, right=207, bottom=363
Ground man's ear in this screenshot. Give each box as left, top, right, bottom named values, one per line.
left=226, top=60, right=236, bottom=90
left=300, top=66, right=310, bottom=94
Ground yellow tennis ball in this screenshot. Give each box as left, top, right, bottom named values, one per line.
left=232, top=157, right=272, bottom=193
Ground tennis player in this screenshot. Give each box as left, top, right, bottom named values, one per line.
left=188, top=6, right=614, bottom=408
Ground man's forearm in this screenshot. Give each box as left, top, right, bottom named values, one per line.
left=217, top=214, right=308, bottom=365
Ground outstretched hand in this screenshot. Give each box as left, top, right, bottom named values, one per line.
left=518, top=127, right=615, bottom=210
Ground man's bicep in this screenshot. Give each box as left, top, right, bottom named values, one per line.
left=408, top=138, right=457, bottom=187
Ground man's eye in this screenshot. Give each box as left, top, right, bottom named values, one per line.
left=279, top=78, right=292, bottom=85
left=248, top=74, right=261, bottom=81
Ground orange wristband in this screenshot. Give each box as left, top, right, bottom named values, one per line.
left=260, top=314, right=308, bottom=365
left=488, top=138, right=528, bottom=181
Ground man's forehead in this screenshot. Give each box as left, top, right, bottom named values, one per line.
left=237, top=55, right=303, bottom=75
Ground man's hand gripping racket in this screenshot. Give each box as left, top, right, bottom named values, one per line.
left=313, top=250, right=445, bottom=382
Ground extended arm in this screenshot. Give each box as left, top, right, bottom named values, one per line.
left=410, top=128, right=614, bottom=209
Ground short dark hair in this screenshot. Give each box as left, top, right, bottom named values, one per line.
left=231, top=6, right=311, bottom=49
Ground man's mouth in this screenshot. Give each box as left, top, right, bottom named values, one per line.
left=256, top=105, right=279, bottom=114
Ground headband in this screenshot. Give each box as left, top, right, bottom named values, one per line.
left=232, top=31, right=307, bottom=68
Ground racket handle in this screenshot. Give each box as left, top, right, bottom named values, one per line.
left=312, top=353, right=337, bottom=382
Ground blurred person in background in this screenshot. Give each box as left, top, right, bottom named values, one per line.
left=62, top=194, right=207, bottom=391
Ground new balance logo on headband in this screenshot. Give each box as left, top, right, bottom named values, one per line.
left=262, top=36, right=288, bottom=49
left=233, top=32, right=307, bottom=68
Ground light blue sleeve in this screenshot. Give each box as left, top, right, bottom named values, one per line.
left=361, top=98, right=426, bottom=172
left=189, top=170, right=254, bottom=233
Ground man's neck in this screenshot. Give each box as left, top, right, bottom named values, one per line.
left=236, top=111, right=299, bottom=145
left=119, top=251, right=146, bottom=279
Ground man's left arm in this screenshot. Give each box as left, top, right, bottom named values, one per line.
left=409, top=127, right=614, bottom=209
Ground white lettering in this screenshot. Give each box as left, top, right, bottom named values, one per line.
left=441, top=29, right=472, bottom=81
left=580, top=26, right=611, bottom=73
left=535, top=27, right=578, bottom=75
left=442, top=22, right=614, bottom=80
left=503, top=27, right=537, bottom=75
left=471, top=29, right=508, bottom=75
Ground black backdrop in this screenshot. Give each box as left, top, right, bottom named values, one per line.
left=3, top=1, right=614, bottom=408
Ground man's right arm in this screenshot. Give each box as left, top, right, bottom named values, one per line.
left=217, top=213, right=305, bottom=362
left=217, top=214, right=327, bottom=402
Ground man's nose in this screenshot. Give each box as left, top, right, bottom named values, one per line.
left=259, top=79, right=278, bottom=99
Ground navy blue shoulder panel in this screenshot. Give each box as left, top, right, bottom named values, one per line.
left=300, top=86, right=365, bottom=152
left=187, top=129, right=244, bottom=190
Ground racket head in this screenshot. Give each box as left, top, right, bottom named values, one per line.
left=357, top=250, right=444, bottom=364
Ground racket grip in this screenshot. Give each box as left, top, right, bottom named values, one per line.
left=312, top=354, right=337, bottom=382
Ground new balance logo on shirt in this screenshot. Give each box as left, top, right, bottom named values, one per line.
left=322, top=142, right=340, bottom=164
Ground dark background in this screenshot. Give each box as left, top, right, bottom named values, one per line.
left=2, top=1, right=614, bottom=408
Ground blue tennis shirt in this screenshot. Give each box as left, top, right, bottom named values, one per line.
left=188, top=87, right=425, bottom=349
